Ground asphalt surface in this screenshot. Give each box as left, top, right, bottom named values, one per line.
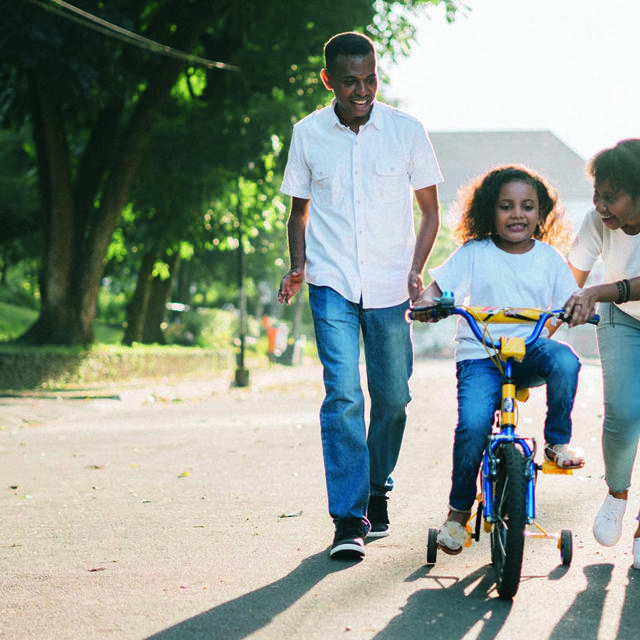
left=1, top=357, right=639, bottom=639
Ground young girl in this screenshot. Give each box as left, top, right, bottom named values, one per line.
left=414, top=165, right=583, bottom=555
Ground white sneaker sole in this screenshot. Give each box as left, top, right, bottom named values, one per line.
left=366, top=527, right=390, bottom=539
left=330, top=540, right=365, bottom=559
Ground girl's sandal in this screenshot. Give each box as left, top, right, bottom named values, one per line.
left=544, top=443, right=585, bottom=469
left=436, top=520, right=470, bottom=555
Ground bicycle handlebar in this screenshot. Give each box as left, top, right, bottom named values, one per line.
left=406, top=291, right=599, bottom=352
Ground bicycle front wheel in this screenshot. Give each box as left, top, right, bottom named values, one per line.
left=490, top=441, right=527, bottom=600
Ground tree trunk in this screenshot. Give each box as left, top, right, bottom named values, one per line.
left=18, top=5, right=220, bottom=346
left=17, top=69, right=81, bottom=345
left=122, top=250, right=158, bottom=346
left=142, top=253, right=180, bottom=345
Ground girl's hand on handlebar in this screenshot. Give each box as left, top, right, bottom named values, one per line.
left=410, top=291, right=440, bottom=323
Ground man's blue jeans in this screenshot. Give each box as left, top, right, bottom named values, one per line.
left=450, top=338, right=581, bottom=512
left=308, top=285, right=413, bottom=523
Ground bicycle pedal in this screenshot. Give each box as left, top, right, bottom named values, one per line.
left=540, top=460, right=574, bottom=475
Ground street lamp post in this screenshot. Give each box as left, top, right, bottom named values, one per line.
left=234, top=180, right=250, bottom=387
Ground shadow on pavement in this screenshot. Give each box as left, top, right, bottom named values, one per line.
left=373, top=564, right=512, bottom=640
left=550, top=563, right=640, bottom=640
left=145, top=550, right=355, bottom=640
left=549, top=563, right=612, bottom=639
left=618, top=565, right=640, bottom=638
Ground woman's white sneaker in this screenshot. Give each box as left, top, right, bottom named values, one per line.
left=593, top=494, right=627, bottom=546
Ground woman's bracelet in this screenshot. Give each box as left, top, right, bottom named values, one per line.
left=616, top=279, right=631, bottom=304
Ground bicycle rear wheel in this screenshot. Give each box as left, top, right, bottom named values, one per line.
left=490, top=441, right=527, bottom=600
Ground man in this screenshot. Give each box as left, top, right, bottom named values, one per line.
left=278, top=31, right=442, bottom=560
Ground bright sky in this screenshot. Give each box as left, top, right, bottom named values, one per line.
left=382, top=0, right=638, bottom=161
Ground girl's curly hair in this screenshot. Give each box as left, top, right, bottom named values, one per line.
left=452, top=165, right=573, bottom=252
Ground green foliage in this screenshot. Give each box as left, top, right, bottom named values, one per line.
left=0, top=129, right=41, bottom=280
left=0, top=300, right=38, bottom=342
left=426, top=218, right=458, bottom=270
left=0, top=344, right=234, bottom=390
left=164, top=308, right=236, bottom=347
left=0, top=0, right=466, bottom=345
left=93, top=322, right=125, bottom=345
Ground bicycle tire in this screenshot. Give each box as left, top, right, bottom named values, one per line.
left=426, top=527, right=438, bottom=565
left=490, top=442, right=527, bottom=600
left=560, top=529, right=573, bottom=566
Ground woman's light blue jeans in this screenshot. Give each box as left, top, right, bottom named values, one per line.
left=597, top=303, right=640, bottom=495
left=308, top=285, right=413, bottom=523
left=449, top=338, right=581, bottom=511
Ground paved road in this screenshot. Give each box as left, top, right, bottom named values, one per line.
left=1, top=358, right=638, bottom=639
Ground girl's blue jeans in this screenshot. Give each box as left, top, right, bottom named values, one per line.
left=308, top=284, right=413, bottom=523
left=449, top=338, right=581, bottom=512
left=598, top=303, right=640, bottom=494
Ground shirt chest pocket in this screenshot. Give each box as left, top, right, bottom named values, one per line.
left=374, top=157, right=408, bottom=204
left=311, top=163, right=349, bottom=208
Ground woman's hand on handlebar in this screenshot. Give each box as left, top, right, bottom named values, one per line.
left=563, top=288, right=598, bottom=327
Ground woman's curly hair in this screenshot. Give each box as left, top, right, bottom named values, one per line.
left=588, top=139, right=640, bottom=198
left=451, top=165, right=573, bottom=252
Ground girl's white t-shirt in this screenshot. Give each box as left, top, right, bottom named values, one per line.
left=569, top=208, right=640, bottom=321
left=430, top=238, right=579, bottom=361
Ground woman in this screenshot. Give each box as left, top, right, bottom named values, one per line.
left=564, top=139, right=640, bottom=568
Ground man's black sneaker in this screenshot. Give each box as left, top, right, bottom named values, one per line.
left=367, top=495, right=390, bottom=538
left=330, top=518, right=366, bottom=559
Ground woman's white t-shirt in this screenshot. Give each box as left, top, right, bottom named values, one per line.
left=430, top=238, right=579, bottom=361
left=569, top=208, right=640, bottom=321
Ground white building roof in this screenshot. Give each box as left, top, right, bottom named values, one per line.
left=429, top=130, right=594, bottom=204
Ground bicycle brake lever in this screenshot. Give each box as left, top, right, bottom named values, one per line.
left=558, top=311, right=600, bottom=326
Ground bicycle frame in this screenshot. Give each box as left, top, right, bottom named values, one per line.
left=407, top=292, right=592, bottom=526
left=409, top=292, right=598, bottom=592
left=439, top=304, right=551, bottom=526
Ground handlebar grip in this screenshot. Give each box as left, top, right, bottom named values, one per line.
left=558, top=311, right=600, bottom=326
left=406, top=306, right=438, bottom=322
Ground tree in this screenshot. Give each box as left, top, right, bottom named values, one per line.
left=0, top=0, right=463, bottom=345
left=0, top=129, right=41, bottom=288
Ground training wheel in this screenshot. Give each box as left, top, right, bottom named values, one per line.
left=427, top=527, right=438, bottom=565
left=560, top=529, right=573, bottom=566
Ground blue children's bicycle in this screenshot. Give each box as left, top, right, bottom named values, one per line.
left=407, top=292, right=598, bottom=600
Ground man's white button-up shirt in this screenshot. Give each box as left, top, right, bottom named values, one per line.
left=281, top=100, right=443, bottom=309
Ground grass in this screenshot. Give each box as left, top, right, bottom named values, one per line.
left=0, top=287, right=316, bottom=363
left=0, top=300, right=125, bottom=345
left=0, top=300, right=38, bottom=342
